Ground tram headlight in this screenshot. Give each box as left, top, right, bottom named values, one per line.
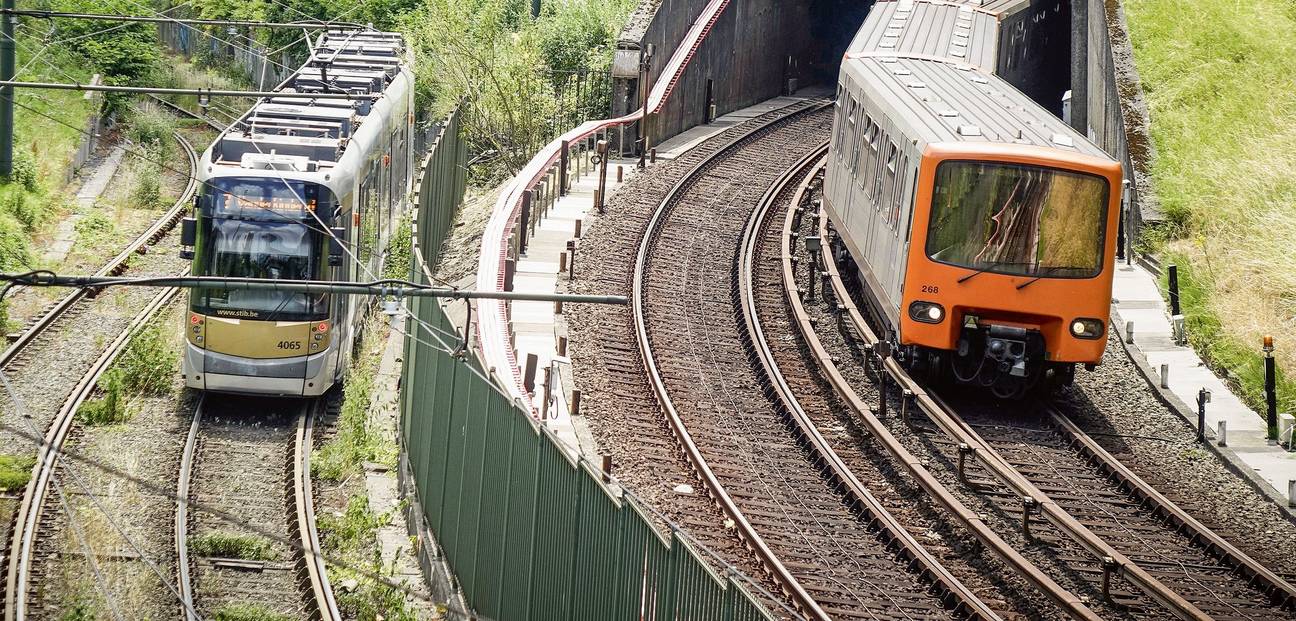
left=908, top=301, right=945, bottom=324
left=1070, top=318, right=1105, bottom=340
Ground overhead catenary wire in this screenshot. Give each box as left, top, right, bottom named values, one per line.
left=1, top=8, right=365, bottom=30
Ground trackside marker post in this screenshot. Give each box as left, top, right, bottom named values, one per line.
left=1264, top=336, right=1278, bottom=442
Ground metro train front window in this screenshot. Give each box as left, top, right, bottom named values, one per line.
left=925, top=161, right=1109, bottom=278
left=194, top=220, right=328, bottom=321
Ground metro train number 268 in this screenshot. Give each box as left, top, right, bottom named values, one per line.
left=921, top=285, right=940, bottom=294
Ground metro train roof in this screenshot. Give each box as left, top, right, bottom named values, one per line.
left=841, top=55, right=1107, bottom=159
left=847, top=0, right=999, bottom=70
left=208, top=29, right=411, bottom=174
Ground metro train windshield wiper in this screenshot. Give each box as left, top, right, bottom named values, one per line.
left=1015, top=266, right=1075, bottom=290
left=957, top=265, right=997, bottom=284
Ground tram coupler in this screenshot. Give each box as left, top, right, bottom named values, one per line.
left=1021, top=496, right=1038, bottom=541
left=1101, top=556, right=1122, bottom=605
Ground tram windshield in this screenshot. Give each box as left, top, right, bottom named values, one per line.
left=192, top=177, right=335, bottom=321
left=193, top=219, right=329, bottom=321
left=925, top=161, right=1109, bottom=278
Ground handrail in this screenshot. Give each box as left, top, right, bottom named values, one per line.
left=474, top=0, right=734, bottom=408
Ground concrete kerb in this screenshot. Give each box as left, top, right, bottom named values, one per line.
left=1110, top=307, right=1296, bottom=523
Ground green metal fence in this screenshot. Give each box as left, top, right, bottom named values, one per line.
left=400, top=112, right=778, bottom=621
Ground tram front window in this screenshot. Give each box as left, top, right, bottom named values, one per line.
left=195, top=218, right=329, bottom=321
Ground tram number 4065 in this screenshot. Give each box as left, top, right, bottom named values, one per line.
left=277, top=341, right=303, bottom=350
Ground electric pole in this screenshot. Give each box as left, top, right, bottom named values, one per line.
left=0, top=0, right=15, bottom=178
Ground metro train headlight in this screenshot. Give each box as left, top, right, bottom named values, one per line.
left=1070, top=318, right=1105, bottom=340
left=908, top=301, right=945, bottom=324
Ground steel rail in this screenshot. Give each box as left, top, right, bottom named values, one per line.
left=777, top=159, right=1102, bottom=620
left=295, top=399, right=342, bottom=621
left=738, top=142, right=1004, bottom=621
left=174, top=395, right=203, bottom=621
left=815, top=214, right=1215, bottom=620
left=0, top=132, right=198, bottom=368
left=145, top=93, right=227, bottom=132
left=4, top=283, right=183, bottom=620
left=1047, top=406, right=1296, bottom=610
left=631, top=102, right=831, bottom=621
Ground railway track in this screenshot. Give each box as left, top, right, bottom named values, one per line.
left=175, top=396, right=339, bottom=620
left=744, top=151, right=1110, bottom=621
left=629, top=99, right=993, bottom=620
left=1, top=132, right=200, bottom=619
left=799, top=191, right=1296, bottom=620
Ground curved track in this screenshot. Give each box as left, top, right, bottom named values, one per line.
left=811, top=201, right=1296, bottom=620
left=175, top=397, right=338, bottom=620
left=629, top=100, right=990, bottom=620
left=2, top=132, right=199, bottom=620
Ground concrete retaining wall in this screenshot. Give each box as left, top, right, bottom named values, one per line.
left=613, top=0, right=813, bottom=151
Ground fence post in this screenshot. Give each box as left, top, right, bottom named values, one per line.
left=560, top=139, right=570, bottom=196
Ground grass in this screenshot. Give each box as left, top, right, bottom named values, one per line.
left=212, top=604, right=295, bottom=621
left=383, top=217, right=413, bottom=281
left=312, top=313, right=388, bottom=482
left=0, top=453, right=36, bottom=492
left=318, top=496, right=420, bottom=621
left=1125, top=0, right=1296, bottom=418
left=190, top=531, right=276, bottom=561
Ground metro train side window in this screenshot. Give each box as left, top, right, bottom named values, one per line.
left=833, top=86, right=846, bottom=157
left=891, top=153, right=906, bottom=231
left=872, top=131, right=888, bottom=208
left=865, top=116, right=876, bottom=193
left=848, top=97, right=861, bottom=174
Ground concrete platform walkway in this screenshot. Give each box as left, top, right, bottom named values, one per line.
left=1112, top=262, right=1296, bottom=508
left=44, top=144, right=127, bottom=264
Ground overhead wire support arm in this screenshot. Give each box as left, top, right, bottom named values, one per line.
left=1, top=273, right=630, bottom=306
left=0, top=8, right=366, bottom=30
left=0, top=80, right=377, bottom=100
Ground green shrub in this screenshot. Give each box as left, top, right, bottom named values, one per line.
left=77, top=369, right=130, bottom=426
left=0, top=453, right=36, bottom=492
left=8, top=150, right=39, bottom=192
left=212, top=604, right=294, bottom=621
left=118, top=322, right=178, bottom=395
left=59, top=596, right=96, bottom=621
left=0, top=212, right=33, bottom=270
left=190, top=532, right=276, bottom=561
left=127, top=103, right=175, bottom=151
left=128, top=159, right=164, bottom=209
left=75, top=210, right=113, bottom=238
